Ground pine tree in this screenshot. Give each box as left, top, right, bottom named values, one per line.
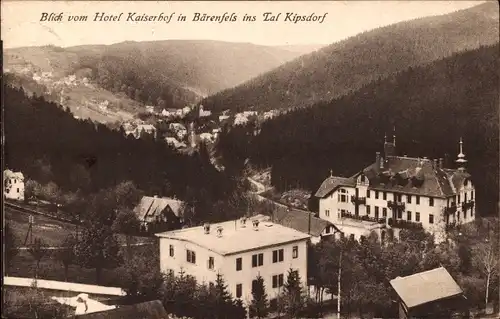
left=214, top=273, right=233, bottom=319
left=249, top=275, right=269, bottom=318
left=281, top=268, right=306, bottom=318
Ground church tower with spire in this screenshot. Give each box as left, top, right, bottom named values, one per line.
left=455, top=137, right=467, bottom=172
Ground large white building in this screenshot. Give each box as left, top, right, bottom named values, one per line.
left=315, top=136, right=476, bottom=243
left=156, top=216, right=310, bottom=305
left=4, top=169, right=25, bottom=201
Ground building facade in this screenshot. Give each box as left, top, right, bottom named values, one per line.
left=134, top=196, right=184, bottom=232
left=315, top=137, right=476, bottom=242
left=4, top=169, right=25, bottom=201
left=156, top=217, right=310, bottom=306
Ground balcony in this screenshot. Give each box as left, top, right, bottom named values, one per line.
left=462, top=200, right=475, bottom=211
left=340, top=211, right=381, bottom=224
left=445, top=204, right=457, bottom=215
left=389, top=218, right=423, bottom=230
left=350, top=196, right=366, bottom=205
left=387, top=201, right=405, bottom=211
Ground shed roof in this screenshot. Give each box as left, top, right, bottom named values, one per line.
left=390, top=267, right=463, bottom=308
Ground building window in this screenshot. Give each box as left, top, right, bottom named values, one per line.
left=208, top=257, right=214, bottom=270
left=407, top=211, right=412, bottom=221
left=186, top=250, right=196, bottom=264
left=325, top=226, right=331, bottom=234
left=236, top=284, right=242, bottom=298
left=272, top=274, right=284, bottom=288
left=325, top=209, right=330, bottom=217
left=397, top=211, right=402, bottom=219
left=416, top=212, right=420, bottom=222
left=366, top=206, right=371, bottom=215
left=367, top=190, right=371, bottom=198
left=169, top=245, right=174, bottom=257
left=16, top=188, right=20, bottom=193
left=374, top=206, right=379, bottom=220
left=375, top=191, right=379, bottom=199
left=471, top=191, right=474, bottom=200
left=383, top=192, right=387, bottom=200
left=429, top=214, right=434, bottom=224
left=292, top=246, right=298, bottom=258
left=429, top=197, right=434, bottom=207
left=382, top=208, right=387, bottom=218
left=236, top=257, right=243, bottom=271
left=396, top=194, right=402, bottom=202
left=252, top=253, right=264, bottom=267
left=339, top=193, right=347, bottom=203
left=416, top=196, right=420, bottom=205
left=272, top=249, right=284, bottom=263
left=407, top=195, right=412, bottom=204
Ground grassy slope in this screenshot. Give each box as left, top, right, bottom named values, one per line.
left=6, top=206, right=156, bottom=286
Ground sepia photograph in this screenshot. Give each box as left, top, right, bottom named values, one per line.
left=1, top=1, right=499, bottom=318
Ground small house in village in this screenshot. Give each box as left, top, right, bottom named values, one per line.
left=198, top=105, right=212, bottom=118
left=4, top=169, right=25, bottom=201
left=169, top=122, right=188, bottom=140
left=134, top=196, right=184, bottom=232
left=390, top=267, right=469, bottom=319
left=133, top=124, right=157, bottom=139
left=165, top=137, right=187, bottom=149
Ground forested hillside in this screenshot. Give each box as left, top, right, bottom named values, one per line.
left=5, top=40, right=308, bottom=111
left=202, top=2, right=499, bottom=112
left=4, top=85, right=248, bottom=224
left=218, top=44, right=499, bottom=215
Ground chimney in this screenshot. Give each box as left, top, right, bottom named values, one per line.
left=252, top=219, right=260, bottom=231
left=240, top=217, right=247, bottom=227
left=439, top=158, right=444, bottom=169
left=384, top=141, right=396, bottom=157
left=204, top=223, right=210, bottom=234
left=376, top=152, right=381, bottom=171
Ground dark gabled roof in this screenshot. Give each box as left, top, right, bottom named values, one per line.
left=134, top=196, right=184, bottom=221
left=390, top=267, right=463, bottom=309
left=360, top=156, right=462, bottom=198
left=271, top=207, right=339, bottom=237
left=76, top=300, right=168, bottom=319
left=314, top=176, right=356, bottom=198
left=444, top=169, right=471, bottom=193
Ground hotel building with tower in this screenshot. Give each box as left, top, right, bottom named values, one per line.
left=314, top=133, right=476, bottom=243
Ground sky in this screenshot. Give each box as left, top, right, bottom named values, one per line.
left=1, top=1, right=485, bottom=49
